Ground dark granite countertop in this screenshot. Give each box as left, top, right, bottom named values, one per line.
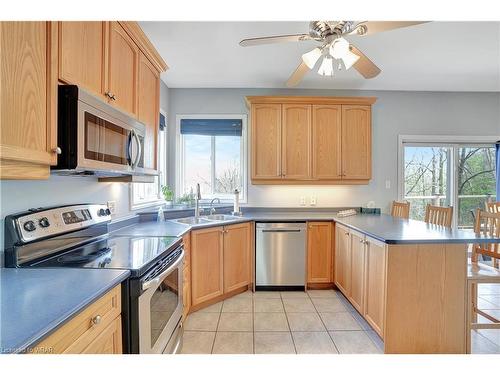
left=0, top=268, right=129, bottom=354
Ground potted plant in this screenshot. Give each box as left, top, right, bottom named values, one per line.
left=161, top=185, right=174, bottom=208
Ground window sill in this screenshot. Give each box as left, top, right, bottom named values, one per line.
left=130, top=199, right=165, bottom=211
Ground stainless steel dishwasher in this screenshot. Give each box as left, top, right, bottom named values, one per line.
left=255, top=222, right=307, bottom=289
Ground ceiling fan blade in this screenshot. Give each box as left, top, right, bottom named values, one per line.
left=286, top=61, right=310, bottom=87
left=239, top=34, right=312, bottom=47
left=349, top=44, right=381, bottom=79
left=351, top=21, right=428, bottom=36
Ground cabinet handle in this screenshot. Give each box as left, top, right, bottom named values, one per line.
left=91, top=315, right=102, bottom=326
left=359, top=239, right=364, bottom=243
left=105, top=92, right=116, bottom=100
left=52, top=147, right=62, bottom=155
left=345, top=232, right=349, bottom=236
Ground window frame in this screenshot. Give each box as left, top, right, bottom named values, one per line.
left=129, top=109, right=168, bottom=210
left=175, top=114, right=248, bottom=203
left=398, top=135, right=499, bottom=228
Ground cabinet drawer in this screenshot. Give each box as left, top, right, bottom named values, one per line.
left=34, top=285, right=121, bottom=354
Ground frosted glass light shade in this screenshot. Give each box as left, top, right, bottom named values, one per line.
left=301, top=47, right=322, bottom=69
left=317, top=56, right=334, bottom=76
left=330, top=37, right=360, bottom=70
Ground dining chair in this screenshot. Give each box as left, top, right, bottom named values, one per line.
left=390, top=201, right=410, bottom=219
left=424, top=204, right=453, bottom=228
left=466, top=209, right=500, bottom=353
left=485, top=201, right=500, bottom=214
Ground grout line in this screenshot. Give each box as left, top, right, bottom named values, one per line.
left=281, top=293, right=297, bottom=354
left=311, top=289, right=340, bottom=354
left=210, top=304, right=223, bottom=354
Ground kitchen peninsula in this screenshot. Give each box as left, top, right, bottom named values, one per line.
left=125, top=208, right=500, bottom=353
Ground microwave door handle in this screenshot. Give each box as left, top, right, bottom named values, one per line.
left=126, top=131, right=133, bottom=166
left=132, top=131, right=142, bottom=169
left=141, top=249, right=185, bottom=291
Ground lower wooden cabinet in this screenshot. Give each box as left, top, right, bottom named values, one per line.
left=190, top=226, right=224, bottom=306
left=364, top=237, right=387, bottom=337
left=182, top=233, right=192, bottom=321
left=334, top=223, right=387, bottom=339
left=307, top=222, right=333, bottom=284
left=189, top=222, right=252, bottom=310
left=223, top=222, right=251, bottom=293
left=33, top=285, right=122, bottom=354
left=334, top=224, right=351, bottom=295
left=349, top=230, right=366, bottom=312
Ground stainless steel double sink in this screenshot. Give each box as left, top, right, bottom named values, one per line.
left=173, top=214, right=237, bottom=225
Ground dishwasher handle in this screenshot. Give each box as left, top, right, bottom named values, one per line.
left=260, top=229, right=303, bottom=233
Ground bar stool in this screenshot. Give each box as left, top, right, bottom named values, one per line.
left=390, top=200, right=410, bottom=219
left=466, top=209, right=500, bottom=353
left=424, top=204, right=453, bottom=227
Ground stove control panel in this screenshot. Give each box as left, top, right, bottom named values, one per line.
left=14, top=204, right=112, bottom=243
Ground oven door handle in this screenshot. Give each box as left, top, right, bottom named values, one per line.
left=141, top=249, right=184, bottom=291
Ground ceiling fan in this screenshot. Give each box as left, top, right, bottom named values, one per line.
left=239, top=21, right=427, bottom=87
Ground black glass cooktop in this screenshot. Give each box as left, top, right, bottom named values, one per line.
left=30, top=235, right=182, bottom=277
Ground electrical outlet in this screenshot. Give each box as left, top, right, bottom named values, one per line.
left=385, top=180, right=391, bottom=189
left=300, top=196, right=306, bottom=206
left=107, top=201, right=116, bottom=215
left=310, top=196, right=317, bottom=206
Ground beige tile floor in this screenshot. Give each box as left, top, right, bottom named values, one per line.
left=181, top=285, right=500, bottom=354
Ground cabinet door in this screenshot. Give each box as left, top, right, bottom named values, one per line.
left=223, top=222, right=251, bottom=293
left=364, top=237, right=386, bottom=338
left=107, top=21, right=138, bottom=116
left=191, top=226, right=224, bottom=306
left=0, top=22, right=57, bottom=179
left=58, top=21, right=106, bottom=96
left=307, top=222, right=333, bottom=283
left=312, top=105, right=342, bottom=179
left=137, top=51, right=160, bottom=170
left=349, top=230, right=366, bottom=312
left=282, top=104, right=311, bottom=179
left=334, top=225, right=351, bottom=295
left=81, top=317, right=122, bottom=354
left=251, top=104, right=282, bottom=179
left=341, top=105, right=371, bottom=180
left=182, top=233, right=191, bottom=321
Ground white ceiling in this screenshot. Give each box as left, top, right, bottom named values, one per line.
left=140, top=21, right=500, bottom=91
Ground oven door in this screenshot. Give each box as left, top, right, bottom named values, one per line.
left=77, top=99, right=145, bottom=173
left=138, top=248, right=184, bottom=354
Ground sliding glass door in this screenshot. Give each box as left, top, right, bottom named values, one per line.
left=456, top=145, right=497, bottom=228
left=402, top=142, right=497, bottom=229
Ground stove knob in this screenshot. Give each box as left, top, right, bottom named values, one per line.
left=98, top=208, right=106, bottom=216
left=39, top=217, right=50, bottom=228
left=23, top=220, right=36, bottom=232
left=105, top=208, right=111, bottom=216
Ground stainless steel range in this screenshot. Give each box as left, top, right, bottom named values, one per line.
left=4, top=204, right=184, bottom=354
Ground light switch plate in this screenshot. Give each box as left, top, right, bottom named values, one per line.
left=107, top=201, right=116, bottom=215
left=310, top=196, right=317, bottom=206
left=300, top=196, right=306, bottom=206
left=385, top=180, right=391, bottom=189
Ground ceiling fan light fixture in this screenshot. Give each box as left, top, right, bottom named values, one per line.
left=317, top=56, right=334, bottom=76
left=330, top=37, right=360, bottom=70
left=301, top=47, right=322, bottom=69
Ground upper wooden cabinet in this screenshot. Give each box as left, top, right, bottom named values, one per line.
left=107, top=21, right=139, bottom=116
left=58, top=22, right=106, bottom=96
left=312, top=105, right=342, bottom=180
left=251, top=104, right=282, bottom=180
left=341, top=105, right=371, bottom=179
left=1, top=21, right=167, bottom=180
left=0, top=22, right=58, bottom=179
left=138, top=51, right=160, bottom=170
left=307, top=221, right=333, bottom=284
left=282, top=104, right=311, bottom=179
left=247, top=96, right=376, bottom=185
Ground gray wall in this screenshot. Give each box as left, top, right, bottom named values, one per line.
left=168, top=88, right=500, bottom=211
left=0, top=82, right=170, bottom=260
